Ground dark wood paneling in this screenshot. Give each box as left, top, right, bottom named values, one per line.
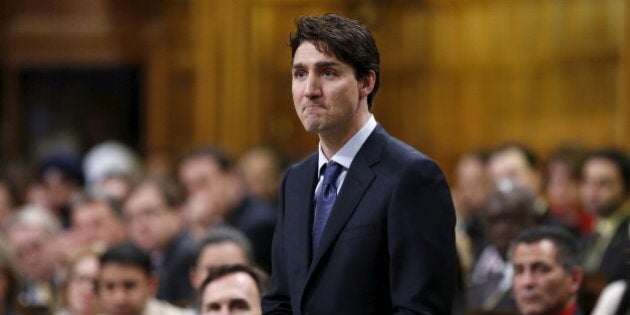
left=1, top=0, right=626, bottom=177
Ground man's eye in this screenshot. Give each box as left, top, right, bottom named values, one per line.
left=293, top=71, right=306, bottom=78
left=230, top=299, right=251, bottom=310
left=207, top=303, right=220, bottom=311
left=323, top=70, right=335, bottom=77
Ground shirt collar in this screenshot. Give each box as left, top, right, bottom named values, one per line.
left=557, top=303, right=577, bottom=315
left=318, top=115, right=377, bottom=175
left=595, top=200, right=630, bottom=238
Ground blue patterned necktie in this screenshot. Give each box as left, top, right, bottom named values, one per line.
left=312, top=161, right=343, bottom=251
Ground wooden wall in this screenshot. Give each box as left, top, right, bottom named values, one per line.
left=1, top=0, right=627, bottom=178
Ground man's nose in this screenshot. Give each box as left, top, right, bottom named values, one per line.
left=112, top=289, right=127, bottom=303
left=519, top=271, right=537, bottom=289
left=216, top=307, right=231, bottom=315
left=304, top=75, right=322, bottom=98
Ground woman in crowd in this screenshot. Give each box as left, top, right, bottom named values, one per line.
left=54, top=247, right=102, bottom=315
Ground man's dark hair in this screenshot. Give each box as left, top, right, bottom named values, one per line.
left=100, top=243, right=152, bottom=276
left=491, top=143, right=540, bottom=170
left=179, top=146, right=233, bottom=173
left=133, top=175, right=183, bottom=208
left=546, top=144, right=586, bottom=181
left=194, top=226, right=254, bottom=266
left=582, top=149, right=630, bottom=195
left=290, top=13, right=380, bottom=109
left=484, top=183, right=538, bottom=223
left=199, top=264, right=269, bottom=298
left=72, top=191, right=124, bottom=219
left=509, top=226, right=581, bottom=272
left=38, top=152, right=84, bottom=185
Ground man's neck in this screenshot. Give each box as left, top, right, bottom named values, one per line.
left=319, top=110, right=370, bottom=158
left=556, top=300, right=577, bottom=315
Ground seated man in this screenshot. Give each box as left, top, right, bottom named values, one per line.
left=189, top=226, right=254, bottom=290
left=123, top=176, right=197, bottom=303
left=580, top=149, right=629, bottom=283
left=98, top=243, right=185, bottom=315
left=178, top=146, right=276, bottom=271
left=511, top=226, right=584, bottom=315
left=467, top=182, right=538, bottom=313
left=71, top=193, right=126, bottom=248
left=199, top=264, right=268, bottom=315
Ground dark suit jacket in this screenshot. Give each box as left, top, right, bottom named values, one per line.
left=225, top=196, right=277, bottom=272
left=598, top=217, right=629, bottom=283
left=156, top=230, right=197, bottom=303
left=262, top=125, right=457, bottom=314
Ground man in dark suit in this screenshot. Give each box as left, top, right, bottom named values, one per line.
left=262, top=13, right=457, bottom=314
left=511, top=226, right=585, bottom=315
left=580, top=149, right=629, bottom=283
left=179, top=146, right=277, bottom=272
left=123, top=176, right=198, bottom=304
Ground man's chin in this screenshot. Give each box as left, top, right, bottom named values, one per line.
left=520, top=304, right=546, bottom=315
left=112, top=307, right=138, bottom=315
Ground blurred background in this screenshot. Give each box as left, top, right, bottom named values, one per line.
left=0, top=0, right=628, bottom=180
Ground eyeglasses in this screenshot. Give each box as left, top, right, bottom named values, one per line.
left=125, top=205, right=169, bottom=222
left=70, top=274, right=98, bottom=287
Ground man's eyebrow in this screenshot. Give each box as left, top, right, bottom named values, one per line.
left=292, top=61, right=341, bottom=69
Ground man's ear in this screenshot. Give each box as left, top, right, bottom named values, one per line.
left=190, top=267, right=199, bottom=290
left=148, top=274, right=159, bottom=295
left=359, top=70, right=376, bottom=98
left=569, top=267, right=583, bottom=294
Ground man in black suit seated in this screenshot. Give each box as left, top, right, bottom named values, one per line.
left=511, top=226, right=585, bottom=315
left=179, top=146, right=276, bottom=272
left=580, top=149, right=629, bottom=283
left=123, top=176, right=198, bottom=304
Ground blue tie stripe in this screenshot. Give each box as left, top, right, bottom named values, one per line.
left=312, top=161, right=343, bottom=251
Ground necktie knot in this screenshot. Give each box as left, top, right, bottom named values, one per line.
left=321, top=161, right=343, bottom=187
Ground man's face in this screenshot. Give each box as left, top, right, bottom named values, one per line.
left=42, top=168, right=77, bottom=209
left=292, top=41, right=371, bottom=137
left=581, top=158, right=626, bottom=217
left=488, top=149, right=540, bottom=194
left=453, top=156, right=490, bottom=216
left=238, top=152, right=279, bottom=203
left=191, top=242, right=249, bottom=289
left=180, top=157, right=225, bottom=198
left=512, top=240, right=581, bottom=315
left=123, top=184, right=179, bottom=252
left=546, top=162, right=580, bottom=212
left=98, top=263, right=154, bottom=315
left=179, top=157, right=231, bottom=222
left=201, top=272, right=261, bottom=315
left=7, top=226, right=53, bottom=281
left=72, top=201, right=125, bottom=246
left=483, top=202, right=532, bottom=257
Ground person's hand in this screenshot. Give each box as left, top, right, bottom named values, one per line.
left=184, top=192, right=223, bottom=227
left=52, top=230, right=90, bottom=268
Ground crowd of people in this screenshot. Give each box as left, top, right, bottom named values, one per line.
left=0, top=141, right=280, bottom=315
left=453, top=144, right=629, bottom=315
left=0, top=140, right=627, bottom=315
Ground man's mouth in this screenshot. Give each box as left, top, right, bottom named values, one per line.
left=303, top=104, right=325, bottom=112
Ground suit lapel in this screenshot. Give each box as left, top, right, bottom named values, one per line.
left=287, top=154, right=318, bottom=293
left=306, top=126, right=387, bottom=282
